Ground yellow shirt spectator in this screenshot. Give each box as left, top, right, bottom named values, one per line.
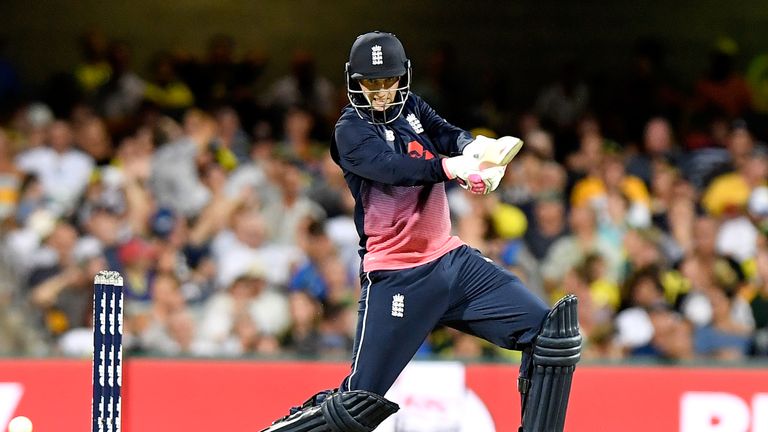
left=701, top=172, right=751, bottom=217
left=144, top=81, right=195, bottom=111
left=747, top=53, right=768, bottom=114
left=571, top=175, right=650, bottom=208
left=75, top=62, right=112, bottom=93
left=590, top=278, right=621, bottom=311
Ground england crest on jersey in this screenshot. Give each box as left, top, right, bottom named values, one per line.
left=406, top=114, right=424, bottom=134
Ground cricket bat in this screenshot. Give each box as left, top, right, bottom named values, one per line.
left=465, top=136, right=524, bottom=170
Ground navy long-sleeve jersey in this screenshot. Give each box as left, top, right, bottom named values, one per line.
left=331, top=93, right=475, bottom=272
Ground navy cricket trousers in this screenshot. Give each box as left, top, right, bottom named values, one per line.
left=342, top=245, right=549, bottom=395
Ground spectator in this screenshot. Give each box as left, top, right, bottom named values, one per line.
left=56, top=246, right=110, bottom=357
left=523, top=128, right=556, bottom=161
left=150, top=110, right=214, bottom=217
left=664, top=187, right=698, bottom=257
left=692, top=37, right=753, bottom=120
left=219, top=310, right=281, bottom=357
left=524, top=194, right=568, bottom=261
left=0, top=269, right=48, bottom=355
left=200, top=261, right=291, bottom=343
left=646, top=305, right=696, bottom=360
left=716, top=193, right=763, bottom=264
left=318, top=256, right=357, bottom=307
left=26, top=221, right=79, bottom=288
left=280, top=290, right=322, bottom=356
left=9, top=103, right=54, bottom=153
left=74, top=28, right=111, bottom=96
left=498, top=148, right=567, bottom=209
left=95, top=40, right=146, bottom=131
left=211, top=207, right=301, bottom=288
left=143, top=308, right=202, bottom=356
left=621, top=229, right=666, bottom=281
left=223, top=134, right=280, bottom=210
left=613, top=267, right=695, bottom=360
left=260, top=155, right=325, bottom=245
left=315, top=301, right=355, bottom=359
left=570, top=153, right=651, bottom=224
left=143, top=52, right=195, bottom=119
left=565, top=122, right=606, bottom=180
left=693, top=286, right=754, bottom=360
left=307, top=152, right=355, bottom=219
left=278, top=105, right=327, bottom=172
left=213, top=106, right=251, bottom=165
left=27, top=226, right=104, bottom=341
left=746, top=244, right=768, bottom=355
left=75, top=116, right=113, bottom=165
left=626, top=117, right=681, bottom=187
left=288, top=219, right=337, bottom=303
left=137, top=273, right=198, bottom=355
left=702, top=135, right=767, bottom=218
left=0, top=128, right=21, bottom=221
left=648, top=162, right=681, bottom=231
left=15, top=120, right=95, bottom=216
left=116, top=236, right=157, bottom=303
left=562, top=264, right=607, bottom=343
left=450, top=332, right=486, bottom=360
left=541, top=205, right=621, bottom=298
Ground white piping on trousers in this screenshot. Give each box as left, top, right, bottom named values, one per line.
left=347, top=272, right=372, bottom=390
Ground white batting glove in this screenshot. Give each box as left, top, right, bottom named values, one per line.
left=459, top=165, right=507, bottom=195
left=443, top=155, right=485, bottom=194
left=463, top=135, right=524, bottom=169
left=475, top=165, right=507, bottom=194
left=442, top=155, right=505, bottom=195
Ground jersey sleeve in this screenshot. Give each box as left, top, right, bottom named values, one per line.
left=333, top=119, right=449, bottom=186
left=413, top=95, right=474, bottom=156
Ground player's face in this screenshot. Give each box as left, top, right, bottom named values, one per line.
left=358, top=77, right=400, bottom=111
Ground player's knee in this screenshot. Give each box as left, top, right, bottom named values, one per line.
left=521, top=300, right=550, bottom=343
left=496, top=301, right=550, bottom=350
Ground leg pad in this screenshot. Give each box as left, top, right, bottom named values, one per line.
left=520, top=294, right=581, bottom=432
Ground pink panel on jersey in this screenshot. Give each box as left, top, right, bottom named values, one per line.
left=361, top=181, right=464, bottom=272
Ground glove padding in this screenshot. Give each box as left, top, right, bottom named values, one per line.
left=442, top=156, right=506, bottom=195
left=463, top=135, right=524, bottom=169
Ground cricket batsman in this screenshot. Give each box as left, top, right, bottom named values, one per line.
left=262, top=31, right=581, bottom=432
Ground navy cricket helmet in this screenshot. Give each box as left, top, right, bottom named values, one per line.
left=346, top=31, right=411, bottom=124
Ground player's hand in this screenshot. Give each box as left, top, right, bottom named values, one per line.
left=442, top=154, right=478, bottom=181
left=463, top=135, right=524, bottom=169
left=442, top=155, right=504, bottom=195
left=459, top=165, right=506, bottom=195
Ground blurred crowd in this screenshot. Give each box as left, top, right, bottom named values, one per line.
left=1, top=29, right=768, bottom=364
